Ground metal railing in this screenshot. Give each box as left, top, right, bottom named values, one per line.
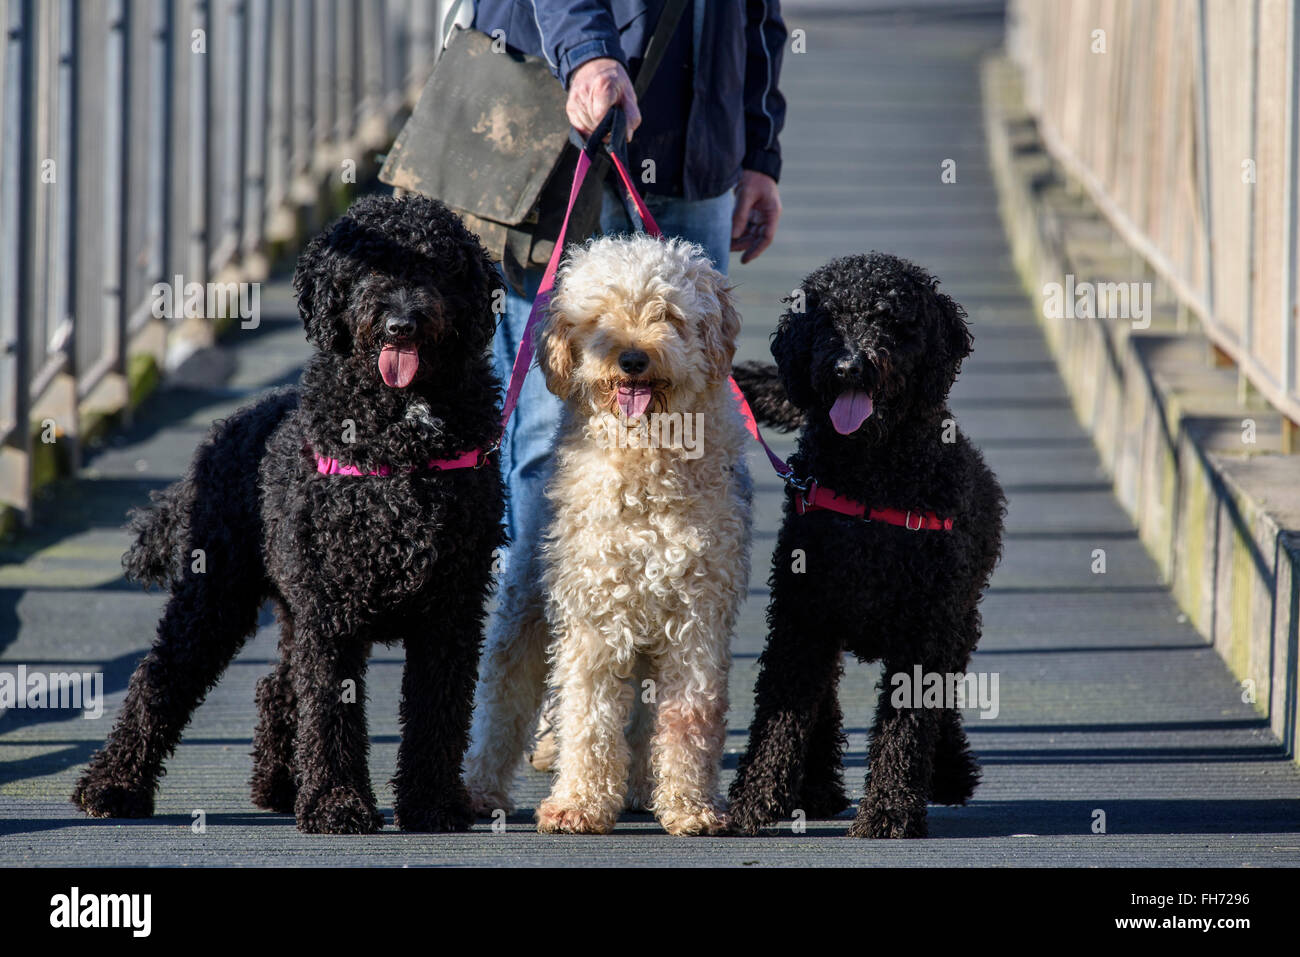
left=0, top=0, right=444, bottom=524
left=1009, top=0, right=1300, bottom=429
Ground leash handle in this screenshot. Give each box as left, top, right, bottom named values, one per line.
left=566, top=105, right=664, bottom=238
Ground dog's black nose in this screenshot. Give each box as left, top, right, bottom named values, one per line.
left=385, top=315, right=417, bottom=339
left=619, top=349, right=650, bottom=376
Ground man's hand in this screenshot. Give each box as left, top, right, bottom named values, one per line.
left=566, top=57, right=641, bottom=141
left=731, top=170, right=782, bottom=264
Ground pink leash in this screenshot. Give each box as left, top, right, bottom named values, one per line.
left=497, top=126, right=792, bottom=480
left=498, top=112, right=666, bottom=433
left=497, top=147, right=604, bottom=436
left=491, top=108, right=798, bottom=488
left=497, top=113, right=782, bottom=466
left=606, top=150, right=820, bottom=502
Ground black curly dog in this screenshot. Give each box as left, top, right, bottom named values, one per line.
left=72, top=194, right=505, bottom=834
left=729, top=252, right=1005, bottom=838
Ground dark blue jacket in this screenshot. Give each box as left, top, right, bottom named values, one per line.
left=472, top=0, right=786, bottom=200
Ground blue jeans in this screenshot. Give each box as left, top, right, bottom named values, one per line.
left=491, top=185, right=736, bottom=561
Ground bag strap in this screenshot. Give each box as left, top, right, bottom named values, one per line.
left=635, top=0, right=691, bottom=97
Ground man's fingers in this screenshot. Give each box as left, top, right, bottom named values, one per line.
left=732, top=189, right=780, bottom=262
left=592, top=78, right=638, bottom=142
left=618, top=74, right=641, bottom=140
left=622, top=85, right=642, bottom=141
left=567, top=105, right=591, bottom=136
left=731, top=190, right=757, bottom=241
left=740, top=227, right=774, bottom=264
left=565, top=59, right=640, bottom=143
left=744, top=201, right=780, bottom=262
left=735, top=217, right=765, bottom=262
left=593, top=80, right=620, bottom=118
left=572, top=90, right=635, bottom=141
left=568, top=87, right=600, bottom=135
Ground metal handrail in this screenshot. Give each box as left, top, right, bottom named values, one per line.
left=0, top=0, right=447, bottom=525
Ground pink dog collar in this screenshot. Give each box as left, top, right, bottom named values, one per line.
left=792, top=480, right=955, bottom=531
left=313, top=448, right=483, bottom=476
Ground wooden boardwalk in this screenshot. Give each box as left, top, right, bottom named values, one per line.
left=2, top=3, right=1298, bottom=866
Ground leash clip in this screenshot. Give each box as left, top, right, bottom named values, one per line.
left=904, top=510, right=924, bottom=531
left=784, top=473, right=816, bottom=515
left=781, top=469, right=810, bottom=493
left=475, top=439, right=501, bottom=469
left=801, top=479, right=819, bottom=513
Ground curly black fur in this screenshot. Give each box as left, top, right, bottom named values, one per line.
left=728, top=252, right=1006, bottom=839
left=72, top=194, right=506, bottom=834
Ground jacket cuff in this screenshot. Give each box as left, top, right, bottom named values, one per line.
left=559, top=39, right=628, bottom=88
left=742, top=148, right=782, bottom=184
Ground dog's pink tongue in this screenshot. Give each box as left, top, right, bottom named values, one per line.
left=617, top=383, right=653, bottom=418
left=829, top=390, right=874, bottom=434
left=378, top=343, right=419, bottom=388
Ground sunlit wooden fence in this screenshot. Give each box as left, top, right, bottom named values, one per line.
left=0, top=0, right=446, bottom=524
left=1009, top=0, right=1300, bottom=430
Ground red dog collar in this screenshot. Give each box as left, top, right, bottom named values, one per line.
left=313, top=448, right=486, bottom=476
left=792, top=480, right=955, bottom=531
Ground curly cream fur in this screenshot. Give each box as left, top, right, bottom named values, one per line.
left=465, top=235, right=752, bottom=835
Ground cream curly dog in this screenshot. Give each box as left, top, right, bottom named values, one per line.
left=464, top=234, right=752, bottom=835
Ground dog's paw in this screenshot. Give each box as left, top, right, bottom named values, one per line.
left=656, top=802, right=729, bottom=837
left=72, top=773, right=155, bottom=819
left=394, top=800, right=474, bottom=833
left=465, top=781, right=513, bottom=818
left=295, top=786, right=383, bottom=835
left=929, top=747, right=981, bottom=806
left=724, top=791, right=784, bottom=836
left=535, top=798, right=616, bottom=834
left=249, top=767, right=297, bottom=814
left=847, top=796, right=928, bottom=839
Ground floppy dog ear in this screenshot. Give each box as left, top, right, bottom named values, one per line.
left=936, top=290, right=973, bottom=366
left=771, top=292, right=818, bottom=410
left=457, top=241, right=506, bottom=357
left=916, top=288, right=973, bottom=404
left=292, top=230, right=351, bottom=354
left=535, top=302, right=577, bottom=401
left=694, top=265, right=741, bottom=383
